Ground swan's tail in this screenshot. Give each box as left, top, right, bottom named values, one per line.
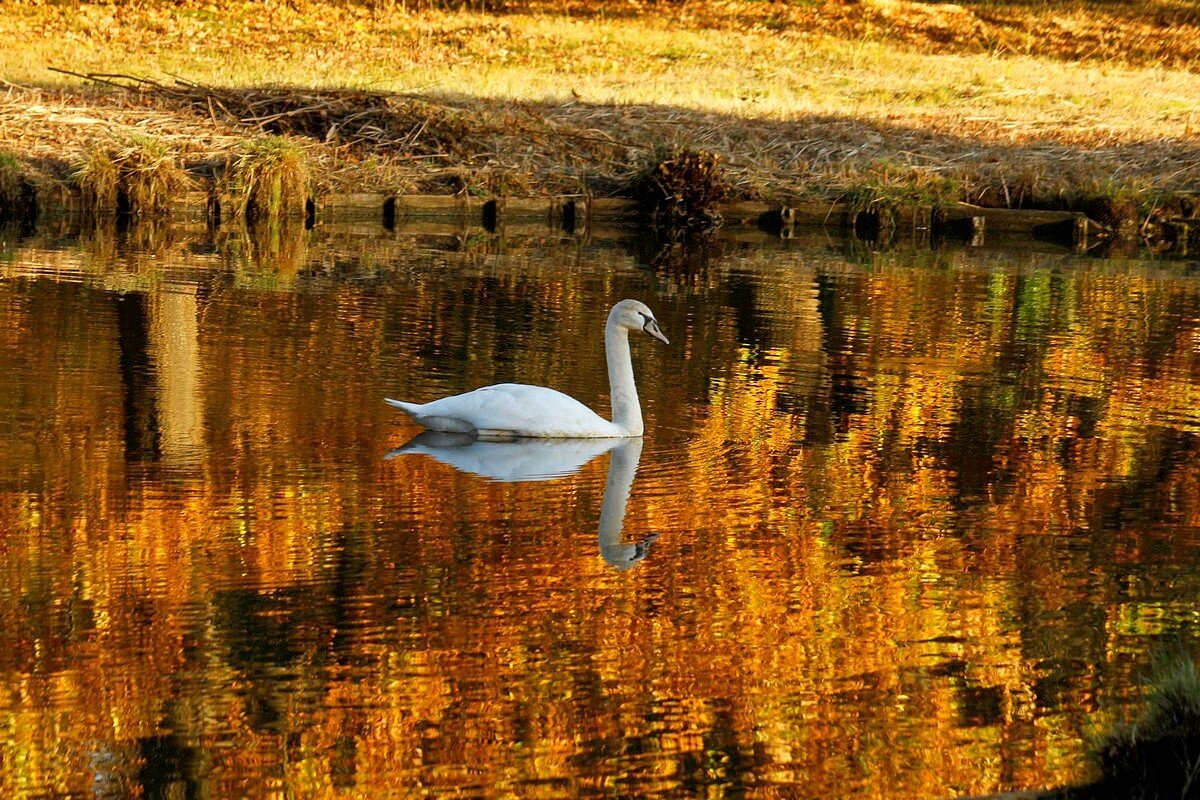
left=386, top=397, right=476, bottom=433
left=384, top=398, right=422, bottom=418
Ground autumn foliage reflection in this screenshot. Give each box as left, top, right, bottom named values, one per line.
left=0, top=225, right=1198, bottom=799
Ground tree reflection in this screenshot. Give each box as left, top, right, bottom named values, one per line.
left=0, top=226, right=1198, bottom=799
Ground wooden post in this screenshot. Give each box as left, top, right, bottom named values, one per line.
left=970, top=215, right=986, bottom=247
left=482, top=198, right=501, bottom=231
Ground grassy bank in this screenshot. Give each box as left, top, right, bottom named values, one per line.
left=1, top=0, right=1198, bottom=236
left=968, top=651, right=1200, bottom=800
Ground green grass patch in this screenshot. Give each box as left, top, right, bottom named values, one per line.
left=0, top=152, right=24, bottom=199
left=843, top=160, right=963, bottom=207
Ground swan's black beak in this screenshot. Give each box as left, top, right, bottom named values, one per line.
left=643, top=318, right=669, bottom=345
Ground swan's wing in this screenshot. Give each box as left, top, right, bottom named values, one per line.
left=406, top=384, right=619, bottom=438
left=390, top=433, right=623, bottom=482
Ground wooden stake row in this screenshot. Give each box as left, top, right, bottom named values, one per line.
left=318, top=193, right=1106, bottom=250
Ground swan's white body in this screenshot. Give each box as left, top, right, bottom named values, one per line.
left=386, top=300, right=668, bottom=439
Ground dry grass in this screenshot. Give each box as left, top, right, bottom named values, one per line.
left=71, top=135, right=189, bottom=216
left=73, top=144, right=121, bottom=212
left=635, top=148, right=727, bottom=231
left=224, top=136, right=312, bottom=223
left=0, top=0, right=1198, bottom=225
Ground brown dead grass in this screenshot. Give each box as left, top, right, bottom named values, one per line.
left=0, top=0, right=1197, bottom=223
left=2, top=79, right=1198, bottom=222
left=73, top=135, right=189, bottom=216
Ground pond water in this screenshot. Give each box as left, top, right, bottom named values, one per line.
left=1, top=219, right=1198, bottom=799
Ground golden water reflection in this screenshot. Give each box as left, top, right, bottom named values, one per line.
left=0, top=222, right=1198, bottom=799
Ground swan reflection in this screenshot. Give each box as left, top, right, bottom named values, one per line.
left=596, top=438, right=659, bottom=571
left=388, top=434, right=659, bottom=569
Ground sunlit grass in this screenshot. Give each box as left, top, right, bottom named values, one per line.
left=4, top=2, right=1196, bottom=148
left=224, top=137, right=311, bottom=223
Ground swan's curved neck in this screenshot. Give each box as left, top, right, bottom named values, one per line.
left=605, top=312, right=643, bottom=436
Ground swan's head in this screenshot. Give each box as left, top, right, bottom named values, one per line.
left=610, top=299, right=669, bottom=345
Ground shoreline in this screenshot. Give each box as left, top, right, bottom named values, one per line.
left=2, top=0, right=1199, bottom=256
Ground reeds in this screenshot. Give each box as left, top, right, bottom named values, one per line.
left=223, top=137, right=312, bottom=224
left=72, top=136, right=188, bottom=217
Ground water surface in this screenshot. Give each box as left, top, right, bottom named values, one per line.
left=1, top=220, right=1198, bottom=799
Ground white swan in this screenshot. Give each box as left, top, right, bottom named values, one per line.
left=385, top=299, right=668, bottom=438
